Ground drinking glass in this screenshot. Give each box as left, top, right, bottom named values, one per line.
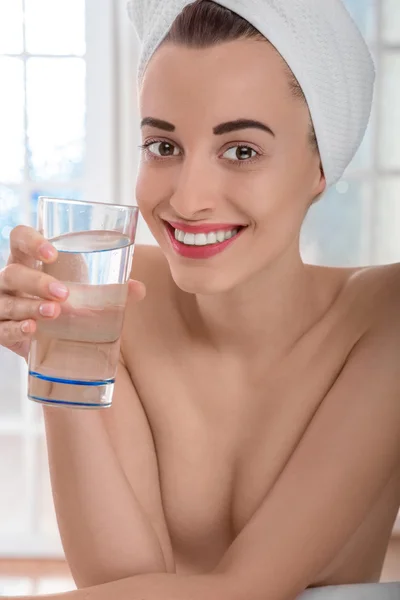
left=28, top=197, right=139, bottom=409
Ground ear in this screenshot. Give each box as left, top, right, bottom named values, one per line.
left=311, top=162, right=326, bottom=204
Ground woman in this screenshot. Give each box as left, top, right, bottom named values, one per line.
left=0, top=1, right=400, bottom=599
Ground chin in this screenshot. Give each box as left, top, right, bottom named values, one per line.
left=151, top=220, right=268, bottom=294
left=167, top=261, right=239, bottom=296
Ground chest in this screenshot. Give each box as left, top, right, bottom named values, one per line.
left=130, top=340, right=348, bottom=567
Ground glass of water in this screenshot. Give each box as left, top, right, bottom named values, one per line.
left=28, top=197, right=139, bottom=409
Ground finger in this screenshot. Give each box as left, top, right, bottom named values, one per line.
left=0, top=295, right=62, bottom=322
left=5, top=338, right=32, bottom=361
left=0, top=319, right=36, bottom=348
left=0, top=263, right=69, bottom=301
left=128, top=279, right=146, bottom=302
left=9, top=225, right=58, bottom=266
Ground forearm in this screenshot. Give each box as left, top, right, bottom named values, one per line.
left=43, top=406, right=167, bottom=587
left=7, top=572, right=236, bottom=600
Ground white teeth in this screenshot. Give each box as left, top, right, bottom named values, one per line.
left=194, top=233, right=208, bottom=246
left=173, top=226, right=241, bottom=246
left=183, top=233, right=195, bottom=245
left=174, top=229, right=185, bottom=242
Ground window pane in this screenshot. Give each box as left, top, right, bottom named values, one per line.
left=0, top=436, right=27, bottom=533
left=25, top=0, right=85, bottom=56
left=0, top=186, right=22, bottom=269
left=382, top=0, right=400, bottom=44
left=0, top=57, right=25, bottom=183
left=379, top=53, right=400, bottom=170
left=301, top=180, right=370, bottom=267
left=0, top=0, right=24, bottom=54
left=27, top=58, right=86, bottom=181
left=372, top=177, right=400, bottom=264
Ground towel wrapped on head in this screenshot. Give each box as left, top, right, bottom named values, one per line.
left=127, top=0, right=375, bottom=188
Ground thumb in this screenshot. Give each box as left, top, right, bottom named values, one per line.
left=128, top=279, right=146, bottom=302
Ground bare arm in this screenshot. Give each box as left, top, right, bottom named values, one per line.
left=213, top=318, right=400, bottom=600
left=43, top=354, right=175, bottom=588
left=4, top=572, right=234, bottom=600
left=0, top=228, right=174, bottom=590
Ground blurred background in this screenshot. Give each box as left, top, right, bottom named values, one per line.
left=0, top=0, right=399, bottom=595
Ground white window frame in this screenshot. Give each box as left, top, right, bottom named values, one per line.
left=369, top=1, right=400, bottom=263
left=0, top=0, right=118, bottom=558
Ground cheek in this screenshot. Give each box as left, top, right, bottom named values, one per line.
left=135, top=165, right=163, bottom=218
left=237, top=162, right=306, bottom=220
left=268, top=146, right=316, bottom=209
left=239, top=166, right=310, bottom=251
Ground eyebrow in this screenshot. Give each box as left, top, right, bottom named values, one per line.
left=141, top=117, right=175, bottom=132
left=141, top=117, right=275, bottom=137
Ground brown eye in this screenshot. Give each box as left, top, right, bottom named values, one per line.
left=147, top=141, right=180, bottom=157
left=223, top=146, right=258, bottom=161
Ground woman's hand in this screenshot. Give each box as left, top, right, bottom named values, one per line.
left=0, top=225, right=146, bottom=361
left=0, top=225, right=68, bottom=361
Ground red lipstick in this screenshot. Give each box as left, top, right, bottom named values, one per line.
left=167, top=221, right=242, bottom=234
left=164, top=221, right=245, bottom=260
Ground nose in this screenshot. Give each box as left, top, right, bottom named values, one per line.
left=169, top=157, right=218, bottom=220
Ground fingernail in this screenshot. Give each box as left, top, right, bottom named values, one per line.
left=39, top=243, right=57, bottom=261
left=21, top=321, right=31, bottom=333
left=39, top=303, right=55, bottom=317
left=49, top=282, right=68, bottom=299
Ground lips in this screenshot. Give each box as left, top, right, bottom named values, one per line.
left=167, top=220, right=243, bottom=234
left=163, top=221, right=245, bottom=260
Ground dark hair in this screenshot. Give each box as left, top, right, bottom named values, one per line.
left=164, top=0, right=319, bottom=152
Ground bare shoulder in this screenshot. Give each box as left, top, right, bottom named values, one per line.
left=342, top=262, right=400, bottom=329
left=351, top=263, right=400, bottom=380
left=327, top=262, right=400, bottom=378
left=319, top=262, right=400, bottom=436
left=316, top=262, right=400, bottom=331
left=307, top=262, right=400, bottom=419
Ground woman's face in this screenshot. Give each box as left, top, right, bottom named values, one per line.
left=137, top=38, right=325, bottom=294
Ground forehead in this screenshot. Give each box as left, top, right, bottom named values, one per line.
left=139, top=39, right=292, bottom=121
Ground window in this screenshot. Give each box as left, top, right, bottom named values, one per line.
left=0, top=0, right=117, bottom=558
left=301, top=0, right=400, bottom=269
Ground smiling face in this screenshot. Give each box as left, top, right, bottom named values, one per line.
left=136, top=38, right=326, bottom=295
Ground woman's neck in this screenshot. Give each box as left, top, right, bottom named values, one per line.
left=183, top=249, right=340, bottom=364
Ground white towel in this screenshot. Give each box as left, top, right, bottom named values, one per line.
left=127, top=0, right=375, bottom=188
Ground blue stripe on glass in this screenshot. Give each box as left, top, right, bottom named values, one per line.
left=29, top=395, right=111, bottom=408
left=29, top=371, right=115, bottom=387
